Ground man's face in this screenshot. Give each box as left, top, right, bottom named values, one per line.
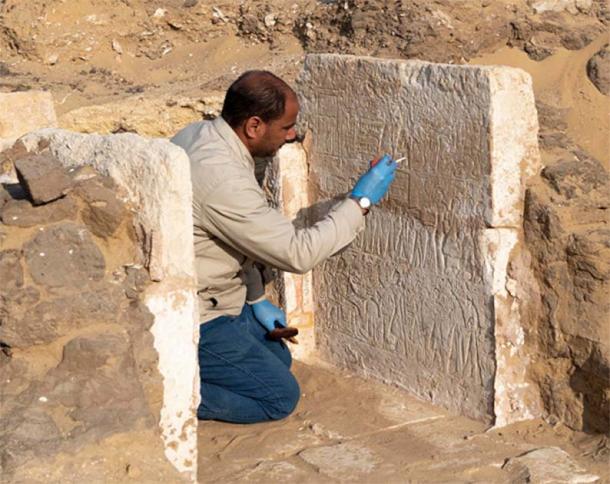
left=252, top=94, right=299, bottom=158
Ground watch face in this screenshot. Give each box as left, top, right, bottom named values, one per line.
left=360, top=197, right=371, bottom=209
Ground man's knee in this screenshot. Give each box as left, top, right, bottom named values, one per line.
left=267, top=372, right=300, bottom=420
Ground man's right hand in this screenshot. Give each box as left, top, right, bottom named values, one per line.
left=250, top=299, right=287, bottom=333
left=350, top=154, right=398, bottom=205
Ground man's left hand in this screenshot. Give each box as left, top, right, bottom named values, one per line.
left=250, top=299, right=287, bottom=332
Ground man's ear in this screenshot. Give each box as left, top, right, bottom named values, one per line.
left=244, top=116, right=265, bottom=140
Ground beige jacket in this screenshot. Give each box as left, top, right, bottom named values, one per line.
left=171, top=116, right=365, bottom=323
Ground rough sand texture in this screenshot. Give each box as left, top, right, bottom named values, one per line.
left=198, top=362, right=608, bottom=483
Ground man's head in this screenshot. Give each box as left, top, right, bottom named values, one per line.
left=221, top=70, right=299, bottom=158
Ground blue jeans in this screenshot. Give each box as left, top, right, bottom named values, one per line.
left=197, top=305, right=300, bottom=423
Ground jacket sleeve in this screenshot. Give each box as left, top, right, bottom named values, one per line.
left=200, top=175, right=365, bottom=275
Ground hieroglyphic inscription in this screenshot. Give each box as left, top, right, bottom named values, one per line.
left=298, top=55, right=500, bottom=422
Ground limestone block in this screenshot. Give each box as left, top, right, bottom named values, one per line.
left=274, top=143, right=316, bottom=361
left=12, top=128, right=199, bottom=480
left=0, top=91, right=57, bottom=139
left=59, top=93, right=223, bottom=137
left=297, top=54, right=541, bottom=424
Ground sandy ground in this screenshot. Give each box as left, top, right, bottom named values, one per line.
left=471, top=32, right=609, bottom=167
left=198, top=361, right=609, bottom=483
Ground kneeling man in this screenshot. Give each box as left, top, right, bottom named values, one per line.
left=171, top=70, right=397, bottom=423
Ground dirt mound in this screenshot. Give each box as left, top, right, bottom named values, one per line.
left=293, top=0, right=607, bottom=62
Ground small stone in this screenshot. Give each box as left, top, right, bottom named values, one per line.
left=587, top=44, right=610, bottom=96
left=112, top=39, right=123, bottom=55
left=0, top=196, right=77, bottom=227
left=14, top=153, right=73, bottom=205
left=264, top=14, right=277, bottom=28
left=45, top=54, right=59, bottom=65
left=212, top=7, right=228, bottom=22
left=24, top=222, right=106, bottom=289
left=124, top=265, right=150, bottom=299
left=183, top=0, right=198, bottom=7
left=153, top=8, right=166, bottom=18
left=502, top=447, right=599, bottom=483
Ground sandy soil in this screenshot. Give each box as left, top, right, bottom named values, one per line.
left=198, top=361, right=609, bottom=483
left=471, top=32, right=609, bottom=167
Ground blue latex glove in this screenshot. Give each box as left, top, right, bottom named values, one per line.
left=250, top=299, right=287, bottom=332
left=351, top=154, right=398, bottom=205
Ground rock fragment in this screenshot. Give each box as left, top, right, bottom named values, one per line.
left=586, top=44, right=610, bottom=96
left=529, top=0, right=593, bottom=14
left=111, top=39, right=123, bottom=55
left=502, top=447, right=599, bottom=483
left=14, top=153, right=72, bottom=205
left=542, top=153, right=609, bottom=199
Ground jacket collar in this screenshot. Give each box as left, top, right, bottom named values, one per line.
left=212, top=116, right=255, bottom=170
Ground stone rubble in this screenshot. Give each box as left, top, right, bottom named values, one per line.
left=0, top=132, right=199, bottom=481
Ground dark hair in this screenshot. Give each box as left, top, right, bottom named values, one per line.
left=221, top=70, right=295, bottom=128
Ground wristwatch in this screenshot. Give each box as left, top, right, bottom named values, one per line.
left=349, top=195, right=371, bottom=213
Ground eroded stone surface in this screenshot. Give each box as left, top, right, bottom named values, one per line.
left=0, top=285, right=122, bottom=348
left=502, top=447, right=599, bottom=483
left=299, top=442, right=380, bottom=479
left=586, top=44, right=610, bottom=95
left=75, top=177, right=127, bottom=238
left=24, top=222, right=106, bottom=288
left=0, top=196, right=77, bottom=227
left=297, top=54, right=541, bottom=424
left=0, top=250, right=23, bottom=289
left=0, top=91, right=57, bottom=139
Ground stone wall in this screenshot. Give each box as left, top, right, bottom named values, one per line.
left=524, top=150, right=609, bottom=433
left=296, top=54, right=542, bottom=425
left=0, top=130, right=199, bottom=480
